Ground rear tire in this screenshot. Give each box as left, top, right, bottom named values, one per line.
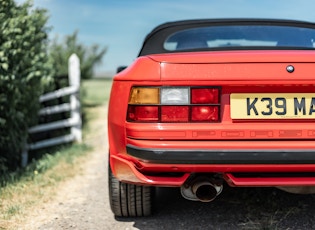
left=108, top=163, right=153, bottom=217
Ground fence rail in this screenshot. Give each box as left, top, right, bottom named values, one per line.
left=21, top=54, right=82, bottom=167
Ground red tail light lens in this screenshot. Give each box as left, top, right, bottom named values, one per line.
left=161, top=106, right=189, bottom=122
left=127, top=87, right=220, bottom=122
left=191, top=88, right=219, bottom=104
left=127, top=105, right=159, bottom=122
left=191, top=106, right=219, bottom=122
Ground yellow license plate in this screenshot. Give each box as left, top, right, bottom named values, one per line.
left=230, top=93, right=315, bottom=119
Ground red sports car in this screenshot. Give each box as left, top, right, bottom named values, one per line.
left=108, top=19, right=315, bottom=217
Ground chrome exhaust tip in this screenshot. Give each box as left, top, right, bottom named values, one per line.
left=181, top=178, right=223, bottom=202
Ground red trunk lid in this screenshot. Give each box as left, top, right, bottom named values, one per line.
left=148, top=50, right=315, bottom=81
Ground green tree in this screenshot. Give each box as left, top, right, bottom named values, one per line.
left=0, top=0, right=52, bottom=171
left=49, top=31, right=107, bottom=79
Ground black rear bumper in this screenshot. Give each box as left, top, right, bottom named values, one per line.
left=126, top=144, right=315, bottom=164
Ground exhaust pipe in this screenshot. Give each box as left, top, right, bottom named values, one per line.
left=192, top=181, right=222, bottom=202
left=181, top=176, right=223, bottom=202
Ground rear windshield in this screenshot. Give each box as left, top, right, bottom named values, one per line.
left=164, top=25, right=315, bottom=51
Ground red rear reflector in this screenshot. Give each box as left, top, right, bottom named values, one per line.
left=191, top=106, right=219, bottom=122
left=191, top=88, right=219, bottom=104
left=161, top=106, right=189, bottom=122
left=127, top=105, right=159, bottom=122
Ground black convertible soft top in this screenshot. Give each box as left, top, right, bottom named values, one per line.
left=138, top=19, right=315, bottom=56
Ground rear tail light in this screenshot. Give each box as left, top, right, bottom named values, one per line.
left=191, top=106, right=219, bottom=122
left=127, top=87, right=220, bottom=122
left=161, top=106, right=189, bottom=122
left=191, top=88, right=219, bottom=104
left=127, top=105, right=159, bottom=122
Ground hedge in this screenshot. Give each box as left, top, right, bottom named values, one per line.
left=0, top=0, right=53, bottom=171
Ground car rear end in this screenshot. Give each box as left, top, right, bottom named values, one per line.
left=110, top=50, right=315, bottom=182
left=107, top=19, right=315, bottom=217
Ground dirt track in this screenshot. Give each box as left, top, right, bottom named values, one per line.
left=19, top=104, right=315, bottom=229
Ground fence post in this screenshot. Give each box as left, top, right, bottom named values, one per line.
left=69, top=53, right=82, bottom=143
left=21, top=139, right=28, bottom=168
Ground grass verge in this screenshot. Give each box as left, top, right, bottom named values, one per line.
left=82, top=78, right=112, bottom=106
left=0, top=77, right=112, bottom=229
left=0, top=144, right=90, bottom=225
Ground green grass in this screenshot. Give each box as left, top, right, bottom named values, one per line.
left=0, top=144, right=90, bottom=219
left=0, top=144, right=90, bottom=187
left=82, top=78, right=112, bottom=106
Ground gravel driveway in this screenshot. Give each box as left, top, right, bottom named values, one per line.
left=19, top=105, right=315, bottom=230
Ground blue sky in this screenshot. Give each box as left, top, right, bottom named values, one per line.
left=21, top=0, right=315, bottom=76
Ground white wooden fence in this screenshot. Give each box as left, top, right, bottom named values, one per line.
left=21, top=54, right=82, bottom=167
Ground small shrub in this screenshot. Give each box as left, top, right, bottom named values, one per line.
left=0, top=0, right=53, bottom=171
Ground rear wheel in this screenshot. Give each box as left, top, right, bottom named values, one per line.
left=108, top=163, right=153, bottom=217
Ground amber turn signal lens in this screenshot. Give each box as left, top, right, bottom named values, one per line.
left=129, top=87, right=159, bottom=104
